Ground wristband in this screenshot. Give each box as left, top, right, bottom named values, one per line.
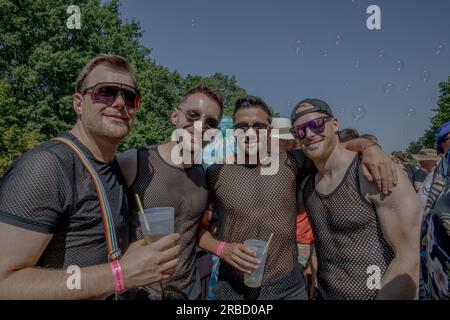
left=110, top=260, right=126, bottom=294
left=216, top=241, right=226, bottom=257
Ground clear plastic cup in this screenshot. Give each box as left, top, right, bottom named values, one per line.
left=138, top=207, right=175, bottom=242
left=243, top=239, right=268, bottom=288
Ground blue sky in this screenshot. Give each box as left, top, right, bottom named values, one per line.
left=118, top=0, right=450, bottom=153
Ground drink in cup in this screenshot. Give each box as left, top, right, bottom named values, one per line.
left=243, top=239, right=268, bottom=288
left=138, top=207, right=175, bottom=242
left=138, top=207, right=175, bottom=274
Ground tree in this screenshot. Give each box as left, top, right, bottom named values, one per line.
left=406, top=77, right=450, bottom=155
left=0, top=0, right=250, bottom=173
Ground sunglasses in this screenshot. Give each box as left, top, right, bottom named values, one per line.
left=290, top=116, right=332, bottom=139
left=177, top=108, right=219, bottom=129
left=81, top=82, right=141, bottom=109
left=233, top=122, right=270, bottom=132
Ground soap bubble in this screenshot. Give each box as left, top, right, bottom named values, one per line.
left=392, top=59, right=404, bottom=72
left=352, top=106, right=366, bottom=121
left=335, top=34, right=343, bottom=47
left=435, top=44, right=445, bottom=55
left=420, top=69, right=431, bottom=82
left=294, top=40, right=303, bottom=54
left=406, top=107, right=416, bottom=117
left=322, top=49, right=329, bottom=57
left=405, top=83, right=412, bottom=93
left=377, top=49, right=385, bottom=59
left=191, top=18, right=196, bottom=27
left=354, top=60, right=361, bottom=68
left=382, top=82, right=395, bottom=94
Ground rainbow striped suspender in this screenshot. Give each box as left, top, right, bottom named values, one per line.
left=52, top=137, right=122, bottom=262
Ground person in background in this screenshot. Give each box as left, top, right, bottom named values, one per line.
left=417, top=121, right=450, bottom=207
left=419, top=121, right=450, bottom=300
left=391, top=151, right=417, bottom=186
left=360, top=133, right=379, bottom=145
left=339, top=128, right=360, bottom=143
left=411, top=149, right=441, bottom=192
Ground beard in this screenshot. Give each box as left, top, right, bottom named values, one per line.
left=84, top=113, right=133, bottom=143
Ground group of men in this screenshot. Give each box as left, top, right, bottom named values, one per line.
left=0, top=54, right=446, bottom=300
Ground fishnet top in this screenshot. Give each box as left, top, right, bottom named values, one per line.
left=207, top=149, right=314, bottom=299
left=127, top=145, right=208, bottom=299
left=303, top=155, right=394, bottom=300
left=0, top=132, right=129, bottom=268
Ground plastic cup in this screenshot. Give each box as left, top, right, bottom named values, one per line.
left=138, top=207, right=175, bottom=242
left=243, top=239, right=268, bottom=288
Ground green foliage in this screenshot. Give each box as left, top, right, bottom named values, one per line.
left=406, top=77, right=450, bottom=155
left=0, top=0, right=248, bottom=173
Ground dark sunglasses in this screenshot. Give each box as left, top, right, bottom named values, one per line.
left=177, top=108, right=219, bottom=129
left=233, top=122, right=270, bottom=132
left=290, top=116, right=332, bottom=139
left=81, top=82, right=141, bottom=109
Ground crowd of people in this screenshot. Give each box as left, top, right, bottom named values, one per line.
left=0, top=54, right=448, bottom=300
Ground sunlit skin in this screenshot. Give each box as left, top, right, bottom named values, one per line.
left=233, top=107, right=272, bottom=164
left=71, top=64, right=137, bottom=162
left=157, top=93, right=222, bottom=168
left=292, top=112, right=340, bottom=162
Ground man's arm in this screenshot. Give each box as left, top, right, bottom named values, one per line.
left=363, top=165, right=422, bottom=299
left=197, top=210, right=259, bottom=274
left=343, top=138, right=398, bottom=194
left=0, top=222, right=116, bottom=299
left=0, top=222, right=180, bottom=299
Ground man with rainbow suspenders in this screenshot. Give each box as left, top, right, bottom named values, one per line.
left=0, top=54, right=180, bottom=299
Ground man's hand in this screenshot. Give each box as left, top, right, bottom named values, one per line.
left=120, top=234, right=180, bottom=289
left=220, top=243, right=260, bottom=274
left=361, top=145, right=398, bottom=194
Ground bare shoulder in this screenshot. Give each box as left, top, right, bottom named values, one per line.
left=360, top=162, right=421, bottom=213
left=117, top=149, right=139, bottom=187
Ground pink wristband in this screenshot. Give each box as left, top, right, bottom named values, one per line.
left=216, top=241, right=226, bottom=257
left=110, top=260, right=126, bottom=294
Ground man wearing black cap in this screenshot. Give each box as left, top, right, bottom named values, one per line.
left=291, top=98, right=422, bottom=299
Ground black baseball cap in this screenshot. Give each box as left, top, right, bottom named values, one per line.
left=290, top=98, right=334, bottom=123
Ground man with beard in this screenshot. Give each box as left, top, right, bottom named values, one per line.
left=0, top=54, right=180, bottom=299
left=119, top=85, right=223, bottom=299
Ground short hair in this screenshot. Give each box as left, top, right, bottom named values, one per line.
left=233, top=95, right=272, bottom=124
left=339, top=128, right=360, bottom=142
left=360, top=133, right=378, bottom=144
left=75, top=54, right=138, bottom=93
left=179, top=85, right=225, bottom=119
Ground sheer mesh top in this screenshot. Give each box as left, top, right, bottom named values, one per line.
left=207, top=149, right=314, bottom=299
left=303, top=155, right=394, bottom=300
left=127, top=145, right=208, bottom=299
left=0, top=132, right=129, bottom=268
